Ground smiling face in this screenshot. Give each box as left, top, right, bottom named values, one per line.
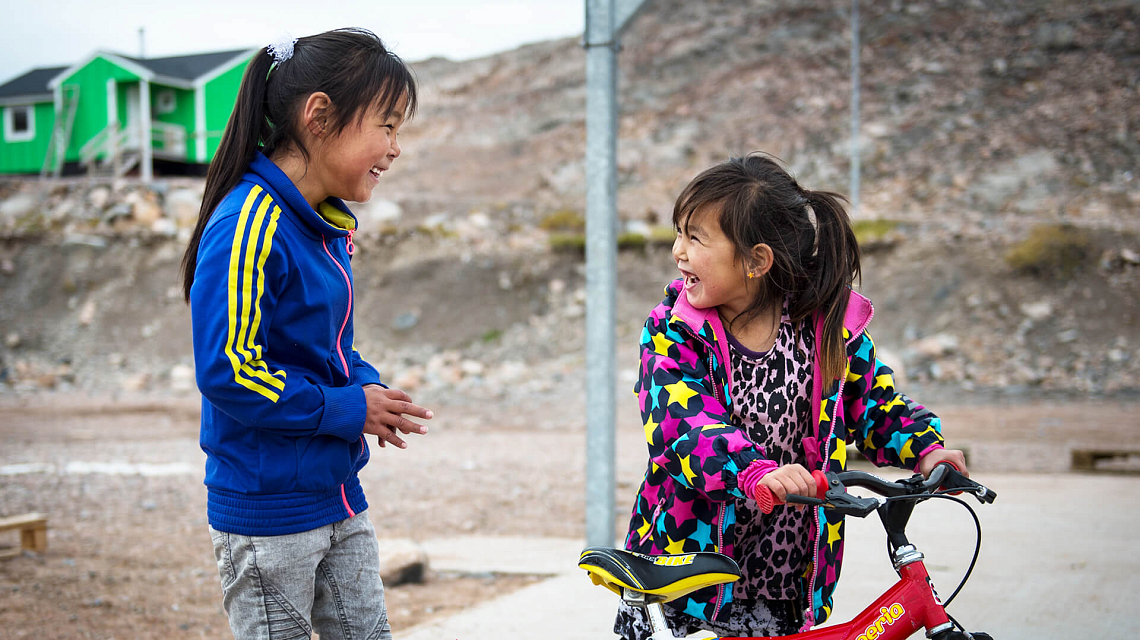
left=313, top=91, right=407, bottom=204
left=672, top=204, right=757, bottom=319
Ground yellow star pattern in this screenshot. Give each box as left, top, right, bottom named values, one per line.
left=664, top=534, right=687, bottom=554
left=874, top=373, right=894, bottom=390
left=863, top=431, right=876, bottom=451
left=830, top=442, right=847, bottom=467
left=913, top=425, right=939, bottom=439
left=899, top=438, right=916, bottom=465
left=635, top=517, right=651, bottom=541
left=664, top=381, right=699, bottom=409
left=643, top=416, right=659, bottom=445
left=680, top=454, right=698, bottom=485
left=826, top=521, right=842, bottom=549
left=651, top=332, right=672, bottom=356
left=880, top=396, right=905, bottom=413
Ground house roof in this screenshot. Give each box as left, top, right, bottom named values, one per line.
left=0, top=66, right=69, bottom=100
left=120, top=49, right=252, bottom=81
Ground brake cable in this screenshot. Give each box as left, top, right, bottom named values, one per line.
left=878, top=491, right=983, bottom=611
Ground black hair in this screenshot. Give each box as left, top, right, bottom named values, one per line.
left=181, top=27, right=418, bottom=302
left=673, top=153, right=861, bottom=382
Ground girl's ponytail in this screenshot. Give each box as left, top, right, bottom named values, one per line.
left=180, top=48, right=274, bottom=302
left=802, top=188, right=861, bottom=382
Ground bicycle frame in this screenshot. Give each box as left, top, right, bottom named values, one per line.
left=595, top=466, right=995, bottom=640
left=719, top=545, right=951, bottom=640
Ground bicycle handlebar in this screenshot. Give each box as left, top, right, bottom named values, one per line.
left=754, top=463, right=997, bottom=516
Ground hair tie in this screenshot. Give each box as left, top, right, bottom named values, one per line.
left=267, top=37, right=297, bottom=64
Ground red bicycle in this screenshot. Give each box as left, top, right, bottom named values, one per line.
left=579, top=463, right=997, bottom=640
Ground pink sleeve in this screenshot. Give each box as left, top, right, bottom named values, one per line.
left=738, top=459, right=780, bottom=501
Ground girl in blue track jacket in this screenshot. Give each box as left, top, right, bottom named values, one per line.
left=180, top=29, right=430, bottom=640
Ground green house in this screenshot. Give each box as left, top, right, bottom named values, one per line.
left=0, top=66, right=67, bottom=176
left=0, top=48, right=256, bottom=180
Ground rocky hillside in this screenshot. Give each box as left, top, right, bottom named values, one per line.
left=1, top=0, right=1138, bottom=406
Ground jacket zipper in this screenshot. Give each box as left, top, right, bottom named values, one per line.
left=321, top=237, right=352, bottom=377
left=805, top=376, right=843, bottom=629
left=639, top=497, right=665, bottom=546
left=322, top=235, right=355, bottom=519
left=804, top=315, right=870, bottom=629
left=712, top=502, right=727, bottom=618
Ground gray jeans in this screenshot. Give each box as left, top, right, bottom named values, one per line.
left=209, top=510, right=391, bottom=640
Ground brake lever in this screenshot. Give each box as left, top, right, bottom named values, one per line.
left=789, top=487, right=881, bottom=517
left=821, top=489, right=883, bottom=517
left=938, top=467, right=998, bottom=504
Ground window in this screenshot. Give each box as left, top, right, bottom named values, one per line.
left=155, top=90, right=177, bottom=115
left=4, top=105, right=35, bottom=142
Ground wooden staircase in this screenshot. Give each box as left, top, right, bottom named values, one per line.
left=39, top=84, right=79, bottom=179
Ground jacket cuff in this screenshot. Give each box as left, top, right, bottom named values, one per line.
left=739, top=459, right=780, bottom=502
left=915, top=443, right=945, bottom=471
left=354, top=368, right=384, bottom=387
left=317, top=384, right=367, bottom=441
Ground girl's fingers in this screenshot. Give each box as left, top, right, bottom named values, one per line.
left=384, top=388, right=412, bottom=403
left=381, top=398, right=433, bottom=421
left=389, top=415, right=427, bottom=434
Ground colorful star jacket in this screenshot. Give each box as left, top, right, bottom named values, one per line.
left=623, top=280, right=945, bottom=628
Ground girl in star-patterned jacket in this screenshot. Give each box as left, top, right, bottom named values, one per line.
left=614, top=153, right=969, bottom=640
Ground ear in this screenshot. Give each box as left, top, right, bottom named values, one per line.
left=301, top=92, right=332, bottom=138
left=747, top=243, right=774, bottom=279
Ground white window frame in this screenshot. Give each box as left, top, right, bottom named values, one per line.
left=4, top=105, right=35, bottom=142
left=155, top=90, right=177, bottom=115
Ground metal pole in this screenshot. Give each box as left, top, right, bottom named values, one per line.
left=584, top=0, right=618, bottom=548
left=849, top=0, right=860, bottom=215
left=140, top=79, right=153, bottom=183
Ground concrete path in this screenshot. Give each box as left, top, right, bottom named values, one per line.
left=399, top=473, right=1140, bottom=640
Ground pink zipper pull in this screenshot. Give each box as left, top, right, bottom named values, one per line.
left=345, top=229, right=355, bottom=255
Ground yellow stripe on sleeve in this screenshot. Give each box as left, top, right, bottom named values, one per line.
left=224, top=186, right=286, bottom=402
left=236, top=197, right=285, bottom=390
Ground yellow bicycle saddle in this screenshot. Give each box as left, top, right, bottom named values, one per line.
left=578, top=547, right=741, bottom=604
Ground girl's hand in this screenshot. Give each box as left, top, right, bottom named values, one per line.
left=362, top=385, right=432, bottom=449
left=756, top=464, right=816, bottom=509
left=918, top=448, right=969, bottom=478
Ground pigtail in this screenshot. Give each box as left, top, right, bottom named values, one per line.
left=802, top=188, right=861, bottom=382
left=180, top=48, right=275, bottom=302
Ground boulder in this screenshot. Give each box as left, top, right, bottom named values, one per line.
left=377, top=538, right=428, bottom=586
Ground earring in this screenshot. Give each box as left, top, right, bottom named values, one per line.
left=747, top=271, right=756, bottom=279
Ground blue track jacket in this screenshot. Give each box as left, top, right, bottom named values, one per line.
left=190, top=152, right=382, bottom=536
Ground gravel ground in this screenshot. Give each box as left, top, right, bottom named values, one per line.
left=1, top=392, right=1137, bottom=639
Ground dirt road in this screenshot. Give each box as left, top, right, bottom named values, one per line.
left=0, top=393, right=1136, bottom=639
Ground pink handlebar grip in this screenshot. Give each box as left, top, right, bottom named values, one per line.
left=754, top=470, right=830, bottom=514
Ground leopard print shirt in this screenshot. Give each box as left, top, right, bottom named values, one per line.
left=727, top=305, right=815, bottom=602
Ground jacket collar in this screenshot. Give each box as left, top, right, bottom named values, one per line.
left=665, top=277, right=876, bottom=360
left=246, top=151, right=357, bottom=238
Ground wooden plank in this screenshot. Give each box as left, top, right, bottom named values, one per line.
left=1071, top=449, right=1140, bottom=475
left=0, top=512, right=48, bottom=557
left=0, top=513, right=47, bottom=531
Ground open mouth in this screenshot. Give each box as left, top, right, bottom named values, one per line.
left=369, top=167, right=384, bottom=179
left=681, top=271, right=700, bottom=287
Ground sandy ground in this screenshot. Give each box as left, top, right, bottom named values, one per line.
left=0, top=392, right=1137, bottom=639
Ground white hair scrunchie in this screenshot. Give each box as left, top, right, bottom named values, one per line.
left=267, top=37, right=297, bottom=64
